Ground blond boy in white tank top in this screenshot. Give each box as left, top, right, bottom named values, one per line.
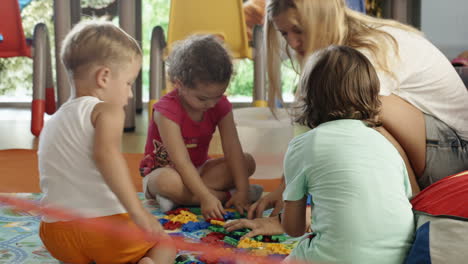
left=38, top=20, right=176, bottom=264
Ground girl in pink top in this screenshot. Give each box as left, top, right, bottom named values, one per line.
left=140, top=35, right=262, bottom=219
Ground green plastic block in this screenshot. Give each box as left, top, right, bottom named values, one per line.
left=189, top=207, right=202, bottom=215
left=253, top=235, right=263, bottom=241
left=223, top=236, right=239, bottom=246
left=208, top=225, right=226, bottom=233
left=271, top=234, right=287, bottom=242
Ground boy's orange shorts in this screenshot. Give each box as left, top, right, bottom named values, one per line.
left=40, top=213, right=156, bottom=264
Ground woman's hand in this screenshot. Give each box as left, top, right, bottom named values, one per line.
left=247, top=184, right=284, bottom=219
left=224, top=216, right=285, bottom=240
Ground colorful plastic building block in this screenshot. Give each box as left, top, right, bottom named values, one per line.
left=188, top=207, right=202, bottom=215
left=208, top=225, right=226, bottom=233
left=158, top=218, right=169, bottom=225
left=201, top=235, right=225, bottom=246
left=237, top=238, right=263, bottom=249
left=205, top=217, right=224, bottom=222
left=210, top=219, right=225, bottom=226
left=271, top=234, right=288, bottom=242
left=231, top=229, right=249, bottom=237
left=223, top=236, right=239, bottom=247
left=166, top=208, right=190, bottom=215
left=264, top=243, right=292, bottom=254
left=206, top=232, right=226, bottom=240
left=223, top=211, right=237, bottom=220
left=252, top=235, right=263, bottom=241
left=163, top=221, right=182, bottom=230
left=165, top=210, right=198, bottom=224
left=182, top=221, right=210, bottom=232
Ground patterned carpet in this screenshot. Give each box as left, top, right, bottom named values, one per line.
left=0, top=193, right=298, bottom=264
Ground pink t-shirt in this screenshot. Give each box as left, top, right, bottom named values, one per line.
left=139, top=89, right=232, bottom=176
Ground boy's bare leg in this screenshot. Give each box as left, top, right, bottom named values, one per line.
left=139, top=239, right=177, bottom=264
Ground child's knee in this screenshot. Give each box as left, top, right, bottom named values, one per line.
left=150, top=169, right=181, bottom=193
left=244, top=153, right=256, bottom=176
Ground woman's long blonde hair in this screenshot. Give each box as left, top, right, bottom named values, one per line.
left=265, top=0, right=421, bottom=108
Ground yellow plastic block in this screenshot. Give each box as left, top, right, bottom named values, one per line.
left=237, top=238, right=263, bottom=249
left=210, top=220, right=225, bottom=226
left=264, top=243, right=292, bottom=255
left=169, top=210, right=198, bottom=224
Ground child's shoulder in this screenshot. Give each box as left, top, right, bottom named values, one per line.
left=154, top=89, right=183, bottom=111
left=290, top=120, right=376, bottom=147
left=213, top=94, right=231, bottom=109
left=157, top=89, right=179, bottom=103
left=206, top=95, right=232, bottom=121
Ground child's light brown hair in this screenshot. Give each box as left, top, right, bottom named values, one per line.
left=296, top=45, right=382, bottom=128
left=61, top=20, right=142, bottom=78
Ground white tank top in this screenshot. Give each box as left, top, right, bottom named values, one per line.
left=38, top=96, right=126, bottom=222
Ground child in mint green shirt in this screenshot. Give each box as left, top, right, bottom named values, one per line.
left=282, top=46, right=414, bottom=264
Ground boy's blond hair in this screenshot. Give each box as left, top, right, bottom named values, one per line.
left=61, top=20, right=142, bottom=78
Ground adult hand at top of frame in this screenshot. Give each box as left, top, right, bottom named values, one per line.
left=224, top=216, right=284, bottom=240
left=247, top=185, right=284, bottom=219
left=225, top=190, right=250, bottom=215
left=200, top=193, right=226, bottom=219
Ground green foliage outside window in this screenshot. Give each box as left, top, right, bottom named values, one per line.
left=0, top=0, right=297, bottom=101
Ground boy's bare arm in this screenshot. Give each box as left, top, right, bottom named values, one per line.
left=93, top=103, right=144, bottom=214
left=92, top=103, right=161, bottom=234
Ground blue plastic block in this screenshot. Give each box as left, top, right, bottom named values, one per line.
left=158, top=218, right=169, bottom=225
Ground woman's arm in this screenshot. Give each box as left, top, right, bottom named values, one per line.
left=282, top=196, right=307, bottom=237
left=375, top=125, right=421, bottom=196
left=218, top=112, right=251, bottom=212
left=379, top=94, right=425, bottom=194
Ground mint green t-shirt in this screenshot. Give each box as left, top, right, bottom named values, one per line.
left=283, top=120, right=414, bottom=264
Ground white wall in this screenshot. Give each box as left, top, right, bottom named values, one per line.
left=421, top=0, right=468, bottom=59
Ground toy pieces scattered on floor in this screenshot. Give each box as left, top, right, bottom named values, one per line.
left=159, top=207, right=289, bottom=243
left=160, top=207, right=245, bottom=232
left=160, top=206, right=291, bottom=263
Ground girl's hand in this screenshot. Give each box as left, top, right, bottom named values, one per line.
left=247, top=186, right=284, bottom=219
left=200, top=194, right=226, bottom=219
left=224, top=216, right=285, bottom=240
left=225, top=191, right=249, bottom=215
